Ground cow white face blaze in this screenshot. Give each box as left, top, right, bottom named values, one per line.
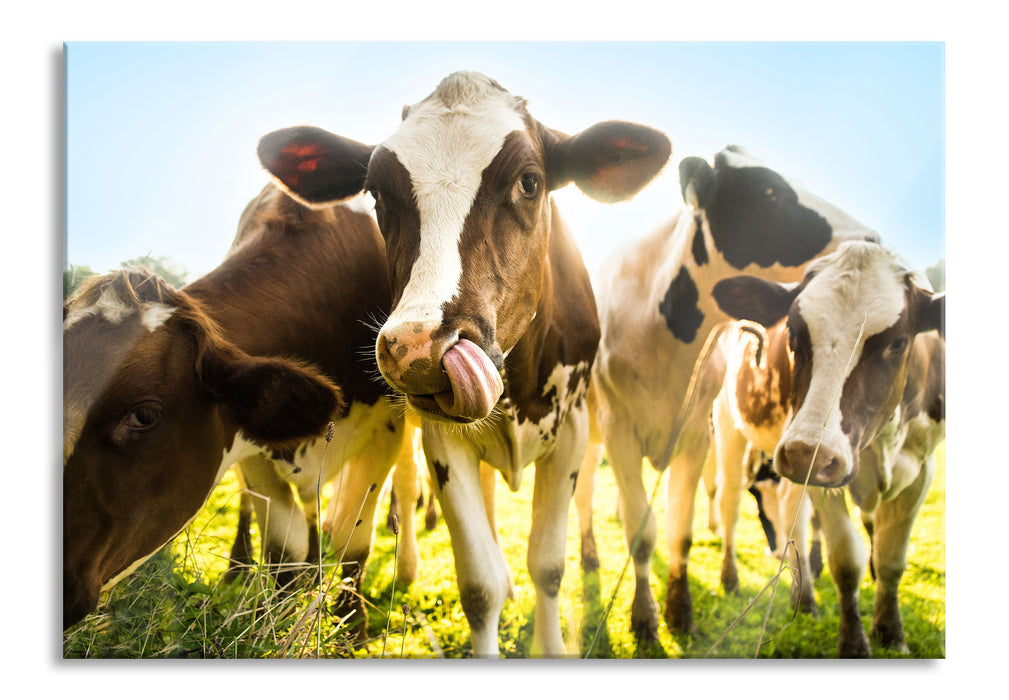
left=257, top=71, right=672, bottom=427
left=712, top=241, right=944, bottom=488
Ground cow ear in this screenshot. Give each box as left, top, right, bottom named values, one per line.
left=197, top=338, right=343, bottom=448
left=679, top=156, right=716, bottom=208
left=546, top=121, right=672, bottom=203
left=258, top=126, right=374, bottom=206
left=712, top=275, right=797, bottom=328
left=912, top=286, right=945, bottom=338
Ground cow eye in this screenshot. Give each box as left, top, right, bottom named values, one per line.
left=886, top=336, right=909, bottom=357
left=124, top=402, right=162, bottom=431
left=517, top=172, right=541, bottom=199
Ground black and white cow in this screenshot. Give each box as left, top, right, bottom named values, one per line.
left=256, top=71, right=671, bottom=656
left=577, top=146, right=877, bottom=640
left=713, top=240, right=944, bottom=656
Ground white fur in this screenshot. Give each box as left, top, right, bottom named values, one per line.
left=381, top=73, right=525, bottom=329
left=779, top=242, right=907, bottom=467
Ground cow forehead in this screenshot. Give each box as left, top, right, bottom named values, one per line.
left=382, top=72, right=527, bottom=207
left=797, top=243, right=908, bottom=347
left=65, top=283, right=175, bottom=333
left=63, top=286, right=177, bottom=464
left=377, top=72, right=528, bottom=317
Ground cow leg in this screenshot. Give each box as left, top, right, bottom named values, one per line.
left=480, top=461, right=515, bottom=600
left=236, top=454, right=311, bottom=588
left=390, top=425, right=421, bottom=586
left=711, top=390, right=747, bottom=594
left=423, top=425, right=509, bottom=658
left=816, top=488, right=871, bottom=658
left=701, top=440, right=720, bottom=533
left=663, top=420, right=710, bottom=636
left=324, top=426, right=401, bottom=642
left=574, top=440, right=604, bottom=572
left=809, top=510, right=824, bottom=579
left=777, top=480, right=818, bottom=615
left=870, top=454, right=934, bottom=652
left=606, top=431, right=659, bottom=641
left=527, top=407, right=588, bottom=657
left=424, top=469, right=439, bottom=530
left=225, top=474, right=256, bottom=582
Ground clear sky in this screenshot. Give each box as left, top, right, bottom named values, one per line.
left=66, top=41, right=944, bottom=280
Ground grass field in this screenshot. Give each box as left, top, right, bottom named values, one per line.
left=62, top=442, right=945, bottom=659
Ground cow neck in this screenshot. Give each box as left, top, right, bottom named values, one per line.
left=503, top=202, right=599, bottom=424
left=184, top=192, right=391, bottom=406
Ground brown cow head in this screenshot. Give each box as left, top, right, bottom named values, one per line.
left=257, top=71, right=670, bottom=424
left=62, top=269, right=342, bottom=629
left=712, top=241, right=944, bottom=487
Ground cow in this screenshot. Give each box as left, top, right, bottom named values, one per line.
left=706, top=320, right=821, bottom=610
left=577, top=145, right=878, bottom=641
left=63, top=183, right=405, bottom=634
left=256, top=71, right=671, bottom=657
left=712, top=240, right=945, bottom=656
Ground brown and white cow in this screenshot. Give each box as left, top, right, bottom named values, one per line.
left=63, top=184, right=405, bottom=632
left=706, top=320, right=820, bottom=611
left=577, top=146, right=877, bottom=641
left=712, top=240, right=945, bottom=656
left=256, top=71, right=671, bottom=656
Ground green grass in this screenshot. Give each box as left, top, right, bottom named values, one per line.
left=63, top=443, right=945, bottom=658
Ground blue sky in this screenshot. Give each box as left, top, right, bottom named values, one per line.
left=66, top=41, right=944, bottom=280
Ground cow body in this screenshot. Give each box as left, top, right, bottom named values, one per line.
left=258, top=71, right=670, bottom=656
left=713, top=240, right=945, bottom=656
left=63, top=184, right=404, bottom=631
left=579, top=146, right=877, bottom=639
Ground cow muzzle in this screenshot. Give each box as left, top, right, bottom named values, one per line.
left=774, top=438, right=853, bottom=488
left=377, top=321, right=503, bottom=423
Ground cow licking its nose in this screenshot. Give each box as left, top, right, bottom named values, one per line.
left=377, top=321, right=503, bottom=423
left=776, top=439, right=851, bottom=488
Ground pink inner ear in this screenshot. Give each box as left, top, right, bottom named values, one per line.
left=296, top=158, right=319, bottom=173
left=283, top=141, right=326, bottom=158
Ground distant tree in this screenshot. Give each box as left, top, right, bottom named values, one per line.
left=121, top=254, right=189, bottom=289
left=63, top=264, right=97, bottom=299
left=925, top=259, right=945, bottom=292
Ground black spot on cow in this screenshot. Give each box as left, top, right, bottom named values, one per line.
left=570, top=471, right=578, bottom=495
left=706, top=161, right=832, bottom=270
left=270, top=446, right=296, bottom=463
left=432, top=460, right=450, bottom=490
left=385, top=420, right=397, bottom=433
left=659, top=266, right=705, bottom=344
left=691, top=218, right=708, bottom=266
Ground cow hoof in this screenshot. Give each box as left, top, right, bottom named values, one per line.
left=790, top=588, right=818, bottom=616
left=721, top=571, right=739, bottom=595
left=871, top=623, right=908, bottom=653
left=630, top=615, right=660, bottom=643
left=838, top=631, right=872, bottom=658
left=425, top=508, right=438, bottom=531
left=664, top=582, right=695, bottom=636
left=332, top=592, right=369, bottom=647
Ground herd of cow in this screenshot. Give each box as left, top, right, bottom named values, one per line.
left=62, top=71, right=945, bottom=658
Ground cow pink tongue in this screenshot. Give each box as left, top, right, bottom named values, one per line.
left=435, top=339, right=504, bottom=421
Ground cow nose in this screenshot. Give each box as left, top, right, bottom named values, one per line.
left=377, top=320, right=453, bottom=395
left=776, top=440, right=849, bottom=487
